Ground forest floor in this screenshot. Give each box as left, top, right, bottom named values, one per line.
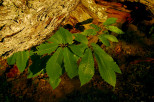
left=0, top=1, right=154, bottom=102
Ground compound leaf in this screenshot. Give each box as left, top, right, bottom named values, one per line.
left=63, top=47, right=78, bottom=79
left=103, top=34, right=118, bottom=42
left=81, top=29, right=97, bottom=36
left=16, top=51, right=29, bottom=72
left=79, top=48, right=94, bottom=86
left=99, top=35, right=110, bottom=46
left=7, top=52, right=18, bottom=65
left=90, top=24, right=101, bottom=31
left=74, top=34, right=88, bottom=44
left=103, top=18, right=117, bottom=25
left=36, top=43, right=58, bottom=55
left=92, top=43, right=120, bottom=87
left=69, top=43, right=88, bottom=57
left=47, top=27, right=73, bottom=44
left=107, top=26, right=124, bottom=34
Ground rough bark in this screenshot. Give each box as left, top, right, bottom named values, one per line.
left=0, top=0, right=80, bottom=60
left=0, top=0, right=153, bottom=60
left=0, top=0, right=111, bottom=60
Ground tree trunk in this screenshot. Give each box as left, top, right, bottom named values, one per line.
left=0, top=0, right=153, bottom=60
left=0, top=0, right=80, bottom=60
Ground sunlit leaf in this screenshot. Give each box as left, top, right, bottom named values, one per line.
left=99, top=35, right=110, bottom=46
left=46, top=47, right=63, bottom=72
left=81, top=29, right=97, bottom=36
left=90, top=24, right=101, bottom=31
left=47, top=63, right=62, bottom=89
left=46, top=62, right=62, bottom=80
left=47, top=27, right=73, bottom=44
left=46, top=47, right=63, bottom=89
left=63, top=47, right=78, bottom=79
left=79, top=48, right=94, bottom=86
left=111, top=62, right=122, bottom=74
left=103, top=18, right=117, bottom=25
left=91, top=43, right=121, bottom=87
left=16, top=51, right=29, bottom=72
left=27, top=69, right=44, bottom=78
left=103, top=34, right=118, bottom=42
left=69, top=43, right=88, bottom=57
left=49, top=47, right=63, bottom=65
left=74, top=34, right=88, bottom=44
left=7, top=52, right=18, bottom=65
left=36, top=43, right=58, bottom=55
left=49, top=78, right=61, bottom=89
left=47, top=32, right=63, bottom=44
left=107, top=26, right=124, bottom=34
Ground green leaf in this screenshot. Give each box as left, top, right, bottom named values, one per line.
left=47, top=32, right=63, bottom=44
left=46, top=62, right=62, bottom=80
left=103, top=34, right=118, bottom=42
left=74, top=34, right=88, bottom=44
left=91, top=43, right=120, bottom=87
left=47, top=63, right=62, bottom=89
left=103, top=18, right=117, bottom=25
left=107, top=26, right=124, bottom=34
left=46, top=47, right=63, bottom=89
left=16, top=51, right=29, bottom=72
left=36, top=43, right=58, bottom=55
left=69, top=43, right=88, bottom=57
left=63, top=47, right=78, bottom=79
left=50, top=47, right=63, bottom=65
left=49, top=78, right=61, bottom=89
left=81, top=29, right=97, bottom=36
left=79, top=48, right=94, bottom=86
left=74, top=54, right=80, bottom=62
left=98, top=35, right=110, bottom=46
left=7, top=52, right=18, bottom=65
left=111, top=62, right=122, bottom=74
left=90, top=24, right=101, bottom=31
left=46, top=47, right=63, bottom=71
left=27, top=69, right=44, bottom=78
left=47, top=27, right=73, bottom=44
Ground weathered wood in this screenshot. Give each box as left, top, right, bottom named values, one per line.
left=0, top=0, right=110, bottom=60
left=1, top=0, right=152, bottom=60
left=0, top=0, right=80, bottom=60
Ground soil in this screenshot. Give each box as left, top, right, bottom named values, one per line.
left=0, top=1, right=154, bottom=102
